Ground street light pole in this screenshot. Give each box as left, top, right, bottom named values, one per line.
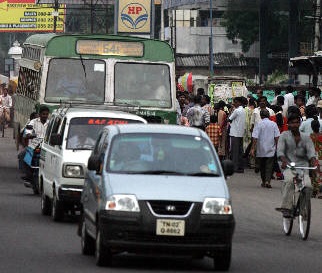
left=209, top=0, right=214, bottom=76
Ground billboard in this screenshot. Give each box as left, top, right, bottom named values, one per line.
left=117, top=0, right=152, bottom=34
left=0, top=0, right=65, bottom=32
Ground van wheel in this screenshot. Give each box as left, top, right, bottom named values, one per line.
left=52, top=193, right=64, bottom=221
left=41, top=190, right=51, bottom=216
left=81, top=216, right=95, bottom=255
left=95, top=228, right=112, bottom=266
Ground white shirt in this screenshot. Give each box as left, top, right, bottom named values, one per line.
left=0, top=94, right=12, bottom=108
left=250, top=107, right=275, bottom=127
left=252, top=118, right=280, bottom=157
left=28, top=118, right=49, bottom=139
left=284, top=93, right=295, bottom=108
left=229, top=106, right=246, bottom=138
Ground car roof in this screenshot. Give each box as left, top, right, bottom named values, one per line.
left=109, top=124, right=206, bottom=137
left=52, top=107, right=147, bottom=122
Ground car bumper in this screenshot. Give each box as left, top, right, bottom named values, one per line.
left=97, top=205, right=235, bottom=255
left=58, top=184, right=83, bottom=203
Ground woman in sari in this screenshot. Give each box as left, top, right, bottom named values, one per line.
left=215, top=100, right=228, bottom=160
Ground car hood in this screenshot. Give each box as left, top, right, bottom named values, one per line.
left=104, top=173, right=229, bottom=202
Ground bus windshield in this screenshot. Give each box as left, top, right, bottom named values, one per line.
left=114, top=63, right=171, bottom=108
left=45, top=58, right=105, bottom=103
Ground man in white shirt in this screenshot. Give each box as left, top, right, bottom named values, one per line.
left=251, top=109, right=280, bottom=188
left=284, top=85, right=295, bottom=108
left=26, top=106, right=50, bottom=139
left=306, top=87, right=321, bottom=106
left=250, top=96, right=275, bottom=131
left=0, top=87, right=12, bottom=126
left=229, top=97, right=246, bottom=173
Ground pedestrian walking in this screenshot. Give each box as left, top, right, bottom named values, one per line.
left=228, top=97, right=246, bottom=173
left=250, top=109, right=280, bottom=188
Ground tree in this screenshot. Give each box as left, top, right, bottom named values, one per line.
left=222, top=0, right=315, bottom=54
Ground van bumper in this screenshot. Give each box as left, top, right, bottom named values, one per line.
left=58, top=184, right=83, bottom=203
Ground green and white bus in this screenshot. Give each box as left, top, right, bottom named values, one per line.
left=14, top=33, right=177, bottom=138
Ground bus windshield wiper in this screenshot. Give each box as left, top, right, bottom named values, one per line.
left=79, top=54, right=86, bottom=78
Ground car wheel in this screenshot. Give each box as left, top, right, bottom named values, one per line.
left=95, top=228, right=112, bottom=266
left=41, top=190, right=51, bottom=216
left=52, top=192, right=64, bottom=222
left=213, top=246, right=231, bottom=271
left=81, top=216, right=95, bottom=255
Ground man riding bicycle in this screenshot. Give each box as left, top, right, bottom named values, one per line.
left=0, top=87, right=12, bottom=128
left=276, top=113, right=318, bottom=217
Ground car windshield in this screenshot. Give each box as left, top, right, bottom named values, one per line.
left=107, top=133, right=220, bottom=176
left=66, top=117, right=143, bottom=150
left=45, top=58, right=105, bottom=103
left=114, top=63, right=172, bottom=108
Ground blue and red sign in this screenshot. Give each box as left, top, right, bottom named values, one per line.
left=118, top=0, right=151, bottom=33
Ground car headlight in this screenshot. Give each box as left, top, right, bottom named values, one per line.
left=201, top=198, right=232, bottom=215
left=63, top=164, right=84, bottom=178
left=105, top=195, right=140, bottom=212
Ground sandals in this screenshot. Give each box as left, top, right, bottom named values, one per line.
left=265, top=182, right=272, bottom=188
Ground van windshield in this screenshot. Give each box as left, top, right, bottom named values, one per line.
left=66, top=117, right=143, bottom=150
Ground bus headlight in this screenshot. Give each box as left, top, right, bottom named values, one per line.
left=105, top=195, right=140, bottom=212
left=201, top=198, right=232, bottom=215
left=63, top=164, right=84, bottom=178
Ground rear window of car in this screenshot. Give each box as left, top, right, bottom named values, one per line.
left=107, top=133, right=220, bottom=175
left=66, top=117, right=144, bottom=150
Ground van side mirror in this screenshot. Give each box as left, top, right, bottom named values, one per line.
left=88, top=155, right=101, bottom=173
left=221, top=160, right=234, bottom=176
left=50, top=133, right=62, bottom=146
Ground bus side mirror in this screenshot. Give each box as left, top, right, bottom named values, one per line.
left=221, top=160, right=234, bottom=176
left=50, top=133, right=62, bottom=146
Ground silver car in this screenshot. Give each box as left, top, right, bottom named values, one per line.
left=80, top=124, right=235, bottom=270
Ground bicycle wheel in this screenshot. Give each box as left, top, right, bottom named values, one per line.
left=298, top=188, right=311, bottom=240
left=283, top=217, right=293, bottom=235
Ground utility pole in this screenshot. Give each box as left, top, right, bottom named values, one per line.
left=209, top=0, right=214, bottom=76
left=314, top=0, right=321, bottom=52
left=53, top=0, right=59, bottom=33
left=259, top=0, right=269, bottom=84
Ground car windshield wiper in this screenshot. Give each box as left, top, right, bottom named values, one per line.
left=136, top=170, right=186, bottom=175
left=187, top=172, right=221, bottom=177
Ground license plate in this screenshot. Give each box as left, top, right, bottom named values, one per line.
left=156, top=219, right=185, bottom=236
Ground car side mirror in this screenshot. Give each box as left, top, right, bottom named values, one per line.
left=221, top=160, right=234, bottom=176
left=88, top=155, right=101, bottom=173
left=50, top=133, right=62, bottom=146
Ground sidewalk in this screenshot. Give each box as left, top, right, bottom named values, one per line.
left=0, top=127, right=19, bottom=169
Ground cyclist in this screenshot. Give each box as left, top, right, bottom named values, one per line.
left=275, top=113, right=318, bottom=217
left=0, top=87, right=12, bottom=128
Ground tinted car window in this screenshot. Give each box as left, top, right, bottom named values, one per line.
left=108, top=133, right=220, bottom=175
left=66, top=117, right=143, bottom=150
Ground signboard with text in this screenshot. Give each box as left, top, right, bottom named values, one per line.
left=0, top=0, right=65, bottom=32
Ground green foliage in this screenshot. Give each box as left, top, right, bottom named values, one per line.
left=222, top=0, right=315, bottom=53
left=266, top=70, right=288, bottom=84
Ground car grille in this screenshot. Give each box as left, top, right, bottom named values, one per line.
left=147, top=200, right=193, bottom=216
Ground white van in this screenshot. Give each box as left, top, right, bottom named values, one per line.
left=39, top=107, right=147, bottom=221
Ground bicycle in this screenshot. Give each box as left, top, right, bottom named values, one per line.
left=282, top=162, right=317, bottom=240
